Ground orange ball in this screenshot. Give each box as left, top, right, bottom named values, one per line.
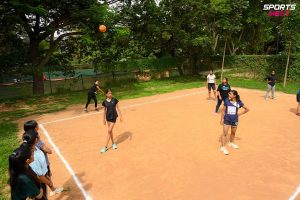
left=99, top=25, right=106, bottom=33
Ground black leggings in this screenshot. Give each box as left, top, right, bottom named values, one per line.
left=85, top=92, right=97, bottom=109
left=215, top=97, right=225, bottom=113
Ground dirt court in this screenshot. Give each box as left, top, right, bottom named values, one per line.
left=24, top=87, right=300, bottom=200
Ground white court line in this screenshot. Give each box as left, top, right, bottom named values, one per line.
left=41, top=90, right=207, bottom=125
left=39, top=124, right=93, bottom=200
left=289, top=186, right=300, bottom=200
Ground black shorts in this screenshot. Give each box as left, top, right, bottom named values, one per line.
left=224, top=120, right=238, bottom=127
left=297, top=93, right=300, bottom=102
left=208, top=83, right=216, bottom=91
left=106, top=118, right=117, bottom=123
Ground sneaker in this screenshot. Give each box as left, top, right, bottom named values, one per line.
left=112, top=143, right=118, bottom=150
left=84, top=108, right=88, bottom=112
left=228, top=142, right=239, bottom=149
left=100, top=146, right=108, bottom=153
left=220, top=147, right=229, bottom=155
left=50, top=187, right=64, bottom=197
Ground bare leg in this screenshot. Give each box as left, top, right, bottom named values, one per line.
left=230, top=126, right=238, bottom=143
left=107, top=122, right=115, bottom=146
left=105, top=124, right=111, bottom=147
left=213, top=90, right=216, bottom=100
left=221, top=125, right=230, bottom=147
left=208, top=90, right=211, bottom=99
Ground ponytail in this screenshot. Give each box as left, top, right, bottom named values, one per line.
left=22, top=129, right=38, bottom=147
left=236, top=94, right=241, bottom=103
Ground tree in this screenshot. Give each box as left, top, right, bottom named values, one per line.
left=1, top=0, right=108, bottom=94
left=279, top=7, right=300, bottom=87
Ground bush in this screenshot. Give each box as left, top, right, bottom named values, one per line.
left=289, top=56, right=300, bottom=81
left=210, top=54, right=300, bottom=81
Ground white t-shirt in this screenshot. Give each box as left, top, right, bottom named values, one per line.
left=30, top=147, right=48, bottom=176
left=207, top=74, right=216, bottom=83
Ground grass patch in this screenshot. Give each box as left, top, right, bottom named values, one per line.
left=0, top=122, right=19, bottom=200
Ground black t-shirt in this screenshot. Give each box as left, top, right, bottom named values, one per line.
left=11, top=174, right=40, bottom=200
left=89, top=84, right=98, bottom=94
left=217, top=83, right=231, bottom=98
left=266, top=75, right=276, bottom=86
left=102, top=98, right=119, bottom=120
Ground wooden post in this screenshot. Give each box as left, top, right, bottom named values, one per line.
left=221, top=36, right=227, bottom=81
left=283, top=41, right=292, bottom=88
left=48, top=67, right=52, bottom=94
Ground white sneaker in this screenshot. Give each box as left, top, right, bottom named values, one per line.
left=228, top=142, right=239, bottom=149
left=112, top=143, right=118, bottom=150
left=220, top=147, right=229, bottom=155
left=50, top=187, right=64, bottom=197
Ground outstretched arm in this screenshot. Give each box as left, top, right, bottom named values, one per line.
left=96, top=86, right=104, bottom=94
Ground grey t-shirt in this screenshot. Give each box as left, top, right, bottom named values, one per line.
left=36, top=140, right=50, bottom=166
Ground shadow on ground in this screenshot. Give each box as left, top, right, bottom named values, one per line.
left=52, top=172, right=92, bottom=200
left=115, top=131, right=133, bottom=145
left=289, top=108, right=297, bottom=114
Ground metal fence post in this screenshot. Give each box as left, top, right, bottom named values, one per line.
left=48, top=67, right=53, bottom=94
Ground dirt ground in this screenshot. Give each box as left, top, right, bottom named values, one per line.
left=19, top=87, right=300, bottom=200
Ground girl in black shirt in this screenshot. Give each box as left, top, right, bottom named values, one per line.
left=100, top=89, right=123, bottom=153
left=9, top=143, right=44, bottom=200
left=84, top=80, right=104, bottom=112
left=215, top=77, right=231, bottom=114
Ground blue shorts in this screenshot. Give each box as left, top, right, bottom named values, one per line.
left=224, top=120, right=238, bottom=127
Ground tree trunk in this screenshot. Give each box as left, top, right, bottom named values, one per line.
left=213, top=34, right=219, bottom=53
left=283, top=41, right=292, bottom=88
left=178, top=63, right=184, bottom=76
left=192, top=55, right=198, bottom=75
left=30, top=39, right=45, bottom=94
left=221, top=37, right=227, bottom=81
